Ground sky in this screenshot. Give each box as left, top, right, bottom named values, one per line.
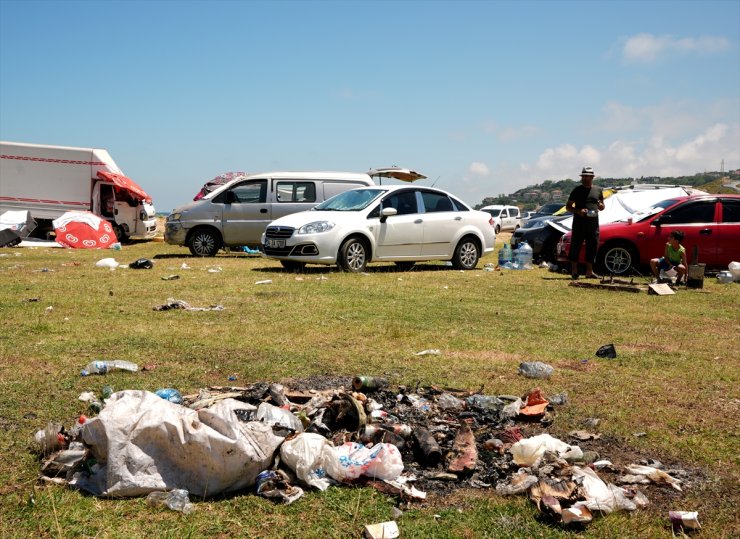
left=1, top=0, right=738, bottom=212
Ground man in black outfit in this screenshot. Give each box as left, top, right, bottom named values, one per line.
left=566, top=166, right=604, bottom=279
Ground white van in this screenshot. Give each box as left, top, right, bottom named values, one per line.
left=480, top=205, right=522, bottom=234
left=165, top=171, right=376, bottom=256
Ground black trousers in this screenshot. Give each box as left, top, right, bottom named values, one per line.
left=568, top=217, right=599, bottom=263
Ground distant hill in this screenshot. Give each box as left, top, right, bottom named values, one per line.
left=474, top=171, right=740, bottom=210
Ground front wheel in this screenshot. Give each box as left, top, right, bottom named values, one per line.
left=338, top=237, right=369, bottom=273
left=188, top=228, right=221, bottom=257
left=495, top=224, right=501, bottom=234
left=452, top=237, right=480, bottom=270
left=598, top=242, right=637, bottom=275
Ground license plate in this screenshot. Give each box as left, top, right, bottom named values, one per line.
left=266, top=239, right=285, bottom=248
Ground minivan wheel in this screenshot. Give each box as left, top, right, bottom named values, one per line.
left=188, top=228, right=221, bottom=257
left=598, top=242, right=636, bottom=275
left=452, top=238, right=480, bottom=270
left=338, top=237, right=368, bottom=273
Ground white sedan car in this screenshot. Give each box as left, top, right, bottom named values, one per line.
left=261, top=185, right=496, bottom=272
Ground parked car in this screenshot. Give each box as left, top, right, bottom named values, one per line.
left=528, top=202, right=565, bottom=221
left=165, top=171, right=376, bottom=256
left=510, top=214, right=570, bottom=263
left=556, top=194, right=740, bottom=274
left=262, top=185, right=496, bottom=272
left=480, top=205, right=522, bottom=234
left=521, top=211, right=537, bottom=224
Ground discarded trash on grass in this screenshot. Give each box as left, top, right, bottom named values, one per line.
left=415, top=349, right=441, bottom=356
left=36, top=376, right=691, bottom=528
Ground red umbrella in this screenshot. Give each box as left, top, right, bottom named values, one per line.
left=52, top=211, right=118, bottom=249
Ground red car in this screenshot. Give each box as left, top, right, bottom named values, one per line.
left=556, top=194, right=740, bottom=275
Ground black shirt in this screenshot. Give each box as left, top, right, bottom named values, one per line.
left=568, top=185, right=603, bottom=216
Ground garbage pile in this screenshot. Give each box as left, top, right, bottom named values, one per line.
left=35, top=375, right=689, bottom=527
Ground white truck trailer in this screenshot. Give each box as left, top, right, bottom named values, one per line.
left=0, top=141, right=157, bottom=241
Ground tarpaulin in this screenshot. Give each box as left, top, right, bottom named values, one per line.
left=97, top=171, right=152, bottom=203
left=71, top=391, right=283, bottom=497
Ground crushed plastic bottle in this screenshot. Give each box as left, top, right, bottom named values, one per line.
left=81, top=360, right=139, bottom=376
left=146, top=489, right=194, bottom=514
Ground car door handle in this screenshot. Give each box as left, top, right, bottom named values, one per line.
left=455, top=216, right=462, bottom=221
left=260, top=209, right=268, bottom=214
left=699, top=229, right=712, bottom=235
left=414, top=219, right=423, bottom=224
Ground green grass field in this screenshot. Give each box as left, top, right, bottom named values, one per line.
left=1, top=236, right=738, bottom=538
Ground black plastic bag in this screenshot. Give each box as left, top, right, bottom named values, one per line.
left=129, top=258, right=154, bottom=269
left=595, top=344, right=617, bottom=359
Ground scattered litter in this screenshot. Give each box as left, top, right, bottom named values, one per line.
left=364, top=521, right=399, bottom=539
left=595, top=344, right=617, bottom=359
left=153, top=298, right=224, bottom=311
left=154, top=388, right=184, bottom=404
left=146, top=489, right=194, bottom=514
left=78, top=392, right=97, bottom=403
left=241, top=246, right=261, bottom=255
left=255, top=279, right=273, bottom=285
left=161, top=274, right=180, bottom=280
left=36, top=377, right=691, bottom=529
left=518, top=361, right=554, bottom=379
left=669, top=510, right=701, bottom=532
left=80, top=360, right=138, bottom=376
left=207, top=266, right=223, bottom=273
left=569, top=430, right=601, bottom=441
left=128, top=258, right=154, bottom=269
left=180, top=263, right=191, bottom=270
left=45, top=306, right=53, bottom=313
left=255, top=469, right=304, bottom=504
left=415, top=349, right=441, bottom=356
left=95, top=258, right=120, bottom=269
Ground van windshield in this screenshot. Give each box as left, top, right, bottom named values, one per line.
left=315, top=189, right=384, bottom=211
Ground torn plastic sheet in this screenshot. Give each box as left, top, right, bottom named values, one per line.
left=70, top=391, right=283, bottom=497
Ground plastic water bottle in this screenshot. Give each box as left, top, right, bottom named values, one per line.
left=81, top=360, right=139, bottom=376
left=498, top=243, right=513, bottom=267
left=514, top=241, right=533, bottom=270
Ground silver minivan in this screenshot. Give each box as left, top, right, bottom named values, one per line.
left=165, top=171, right=376, bottom=256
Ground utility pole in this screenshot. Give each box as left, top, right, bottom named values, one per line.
left=721, top=159, right=725, bottom=174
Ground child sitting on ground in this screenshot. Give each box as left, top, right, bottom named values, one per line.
left=650, top=230, right=688, bottom=284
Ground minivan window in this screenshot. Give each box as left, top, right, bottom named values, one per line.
left=226, top=180, right=267, bottom=204
left=276, top=181, right=316, bottom=203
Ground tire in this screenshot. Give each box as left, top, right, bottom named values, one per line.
left=188, top=228, right=221, bottom=257
left=394, top=261, right=415, bottom=271
left=452, top=237, right=480, bottom=270
left=112, top=224, right=129, bottom=244
left=280, top=260, right=305, bottom=273
left=338, top=237, right=369, bottom=273
left=495, top=224, right=501, bottom=234
left=598, top=242, right=637, bottom=275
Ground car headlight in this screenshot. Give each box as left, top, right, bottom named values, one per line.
left=297, top=221, right=335, bottom=234
left=168, top=212, right=181, bottom=221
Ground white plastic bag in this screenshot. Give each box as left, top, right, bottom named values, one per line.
left=509, top=434, right=579, bottom=467
left=728, top=261, right=740, bottom=281
left=279, top=433, right=342, bottom=491
left=333, top=442, right=404, bottom=481
left=95, top=258, right=119, bottom=269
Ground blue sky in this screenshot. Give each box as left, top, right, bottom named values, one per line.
left=1, top=0, right=738, bottom=212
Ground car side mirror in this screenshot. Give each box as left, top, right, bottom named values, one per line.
left=380, top=207, right=397, bottom=223
left=225, top=191, right=237, bottom=204
left=652, top=216, right=663, bottom=226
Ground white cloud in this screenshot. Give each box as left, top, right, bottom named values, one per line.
left=622, top=33, right=730, bottom=63
left=468, top=162, right=490, bottom=176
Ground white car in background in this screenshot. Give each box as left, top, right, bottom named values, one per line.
left=480, top=205, right=522, bottom=233
left=261, top=185, right=496, bottom=272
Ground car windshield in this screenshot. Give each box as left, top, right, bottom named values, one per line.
left=314, top=188, right=385, bottom=211
left=483, top=209, right=502, bottom=217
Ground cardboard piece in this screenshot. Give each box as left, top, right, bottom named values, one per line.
left=648, top=283, right=675, bottom=295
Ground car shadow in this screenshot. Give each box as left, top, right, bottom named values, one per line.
left=253, top=263, right=461, bottom=274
